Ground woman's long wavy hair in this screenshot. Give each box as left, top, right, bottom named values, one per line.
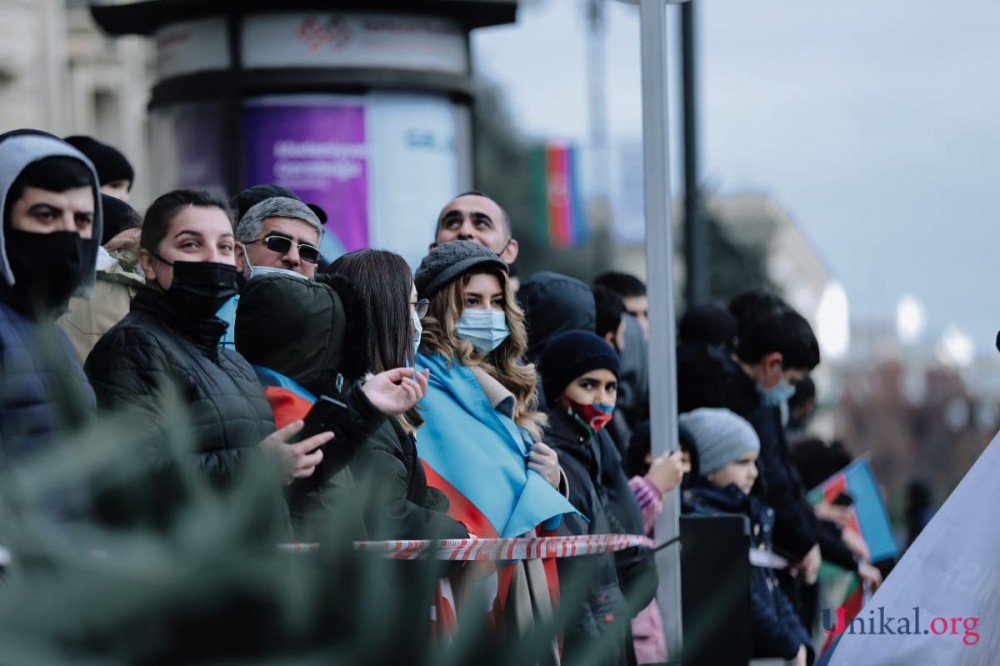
left=325, top=249, right=423, bottom=431
left=419, top=265, right=546, bottom=441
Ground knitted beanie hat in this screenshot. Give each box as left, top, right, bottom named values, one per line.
left=64, top=135, right=133, bottom=188
left=414, top=240, right=507, bottom=301
left=100, top=193, right=141, bottom=245
left=538, top=330, right=620, bottom=406
left=678, top=407, right=760, bottom=475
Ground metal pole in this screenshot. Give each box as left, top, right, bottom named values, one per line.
left=681, top=0, right=708, bottom=307
left=638, top=0, right=683, bottom=659
left=586, top=0, right=614, bottom=272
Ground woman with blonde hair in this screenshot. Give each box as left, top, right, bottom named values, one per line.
left=414, top=241, right=575, bottom=644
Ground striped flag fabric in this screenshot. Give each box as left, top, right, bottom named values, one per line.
left=530, top=143, right=587, bottom=248
left=808, top=456, right=898, bottom=563
left=415, top=352, right=579, bottom=539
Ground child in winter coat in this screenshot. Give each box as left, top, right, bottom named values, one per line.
left=680, top=407, right=813, bottom=666
left=538, top=330, right=657, bottom=666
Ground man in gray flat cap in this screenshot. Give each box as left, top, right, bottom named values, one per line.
left=218, top=196, right=326, bottom=348
left=236, top=196, right=324, bottom=280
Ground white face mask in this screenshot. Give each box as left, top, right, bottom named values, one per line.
left=455, top=309, right=510, bottom=353
left=411, top=310, right=423, bottom=364
left=243, top=244, right=308, bottom=282
left=248, top=265, right=308, bottom=281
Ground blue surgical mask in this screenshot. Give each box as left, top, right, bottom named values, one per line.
left=411, top=311, right=423, bottom=365
left=758, top=377, right=796, bottom=407
left=456, top=309, right=510, bottom=353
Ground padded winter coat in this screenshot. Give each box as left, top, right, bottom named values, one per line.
left=687, top=482, right=813, bottom=661
left=85, top=287, right=281, bottom=530
left=546, top=407, right=658, bottom=665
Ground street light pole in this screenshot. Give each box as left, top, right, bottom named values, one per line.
left=638, top=0, right=683, bottom=658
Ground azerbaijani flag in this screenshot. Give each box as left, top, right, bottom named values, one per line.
left=253, top=365, right=316, bottom=427
left=808, top=456, right=897, bottom=563
left=530, top=143, right=586, bottom=248
left=416, top=352, right=578, bottom=539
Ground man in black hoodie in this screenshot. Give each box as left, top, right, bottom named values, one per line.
left=0, top=130, right=103, bottom=513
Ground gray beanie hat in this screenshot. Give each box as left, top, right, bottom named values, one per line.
left=415, top=240, right=508, bottom=301
left=678, top=408, right=760, bottom=475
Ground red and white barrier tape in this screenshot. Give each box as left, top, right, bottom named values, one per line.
left=280, top=534, right=653, bottom=561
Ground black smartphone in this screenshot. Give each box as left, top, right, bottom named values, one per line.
left=297, top=395, right=349, bottom=442
left=831, top=491, right=854, bottom=507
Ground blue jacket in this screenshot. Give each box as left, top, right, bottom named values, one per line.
left=687, top=482, right=812, bottom=661
left=0, top=301, right=96, bottom=521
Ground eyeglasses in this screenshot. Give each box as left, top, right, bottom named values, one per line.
left=244, top=235, right=321, bottom=264
left=411, top=299, right=430, bottom=319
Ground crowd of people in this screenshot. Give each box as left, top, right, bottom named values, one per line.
left=0, top=128, right=885, bottom=664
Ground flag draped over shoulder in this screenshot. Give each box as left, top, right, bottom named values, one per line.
left=808, top=456, right=898, bottom=563
left=416, top=352, right=578, bottom=538
left=253, top=366, right=316, bottom=427
left=828, top=433, right=1000, bottom=665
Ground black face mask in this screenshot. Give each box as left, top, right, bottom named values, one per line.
left=154, top=257, right=238, bottom=318
left=4, top=229, right=90, bottom=316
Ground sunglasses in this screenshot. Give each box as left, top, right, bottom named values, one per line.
left=245, top=235, right=321, bottom=264
left=411, top=299, right=430, bottom=319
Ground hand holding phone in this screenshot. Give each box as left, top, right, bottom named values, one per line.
left=297, top=395, right=349, bottom=442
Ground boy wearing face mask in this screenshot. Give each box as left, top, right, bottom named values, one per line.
left=538, top=331, right=657, bottom=666
left=726, top=294, right=823, bottom=613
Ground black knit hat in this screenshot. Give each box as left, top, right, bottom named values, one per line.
left=538, top=330, right=620, bottom=405
left=100, top=193, right=141, bottom=245
left=678, top=302, right=738, bottom=348
left=414, top=240, right=507, bottom=301
left=231, top=184, right=329, bottom=224
left=64, top=135, right=133, bottom=188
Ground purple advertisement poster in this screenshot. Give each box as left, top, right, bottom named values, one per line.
left=242, top=99, right=368, bottom=254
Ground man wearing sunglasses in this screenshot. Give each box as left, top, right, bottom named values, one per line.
left=236, top=196, right=324, bottom=279
left=218, top=196, right=325, bottom=349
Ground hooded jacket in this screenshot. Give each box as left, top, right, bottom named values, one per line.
left=0, top=131, right=102, bottom=480
left=235, top=272, right=387, bottom=541
left=518, top=271, right=596, bottom=364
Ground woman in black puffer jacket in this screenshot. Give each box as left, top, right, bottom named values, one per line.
left=85, top=189, right=331, bottom=533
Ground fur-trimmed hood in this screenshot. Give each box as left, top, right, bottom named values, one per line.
left=234, top=272, right=372, bottom=397
left=0, top=129, right=103, bottom=298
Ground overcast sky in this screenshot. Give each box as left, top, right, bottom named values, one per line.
left=472, top=0, right=1000, bottom=359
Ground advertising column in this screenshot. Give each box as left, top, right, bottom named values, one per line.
left=243, top=96, right=368, bottom=258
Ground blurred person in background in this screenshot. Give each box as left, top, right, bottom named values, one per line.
left=58, top=194, right=144, bottom=362
left=592, top=271, right=649, bottom=438
left=431, top=191, right=519, bottom=267
left=64, top=135, right=133, bottom=203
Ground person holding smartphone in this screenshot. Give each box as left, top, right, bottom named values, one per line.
left=85, top=189, right=331, bottom=534
left=324, top=249, right=468, bottom=542
left=235, top=269, right=429, bottom=541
